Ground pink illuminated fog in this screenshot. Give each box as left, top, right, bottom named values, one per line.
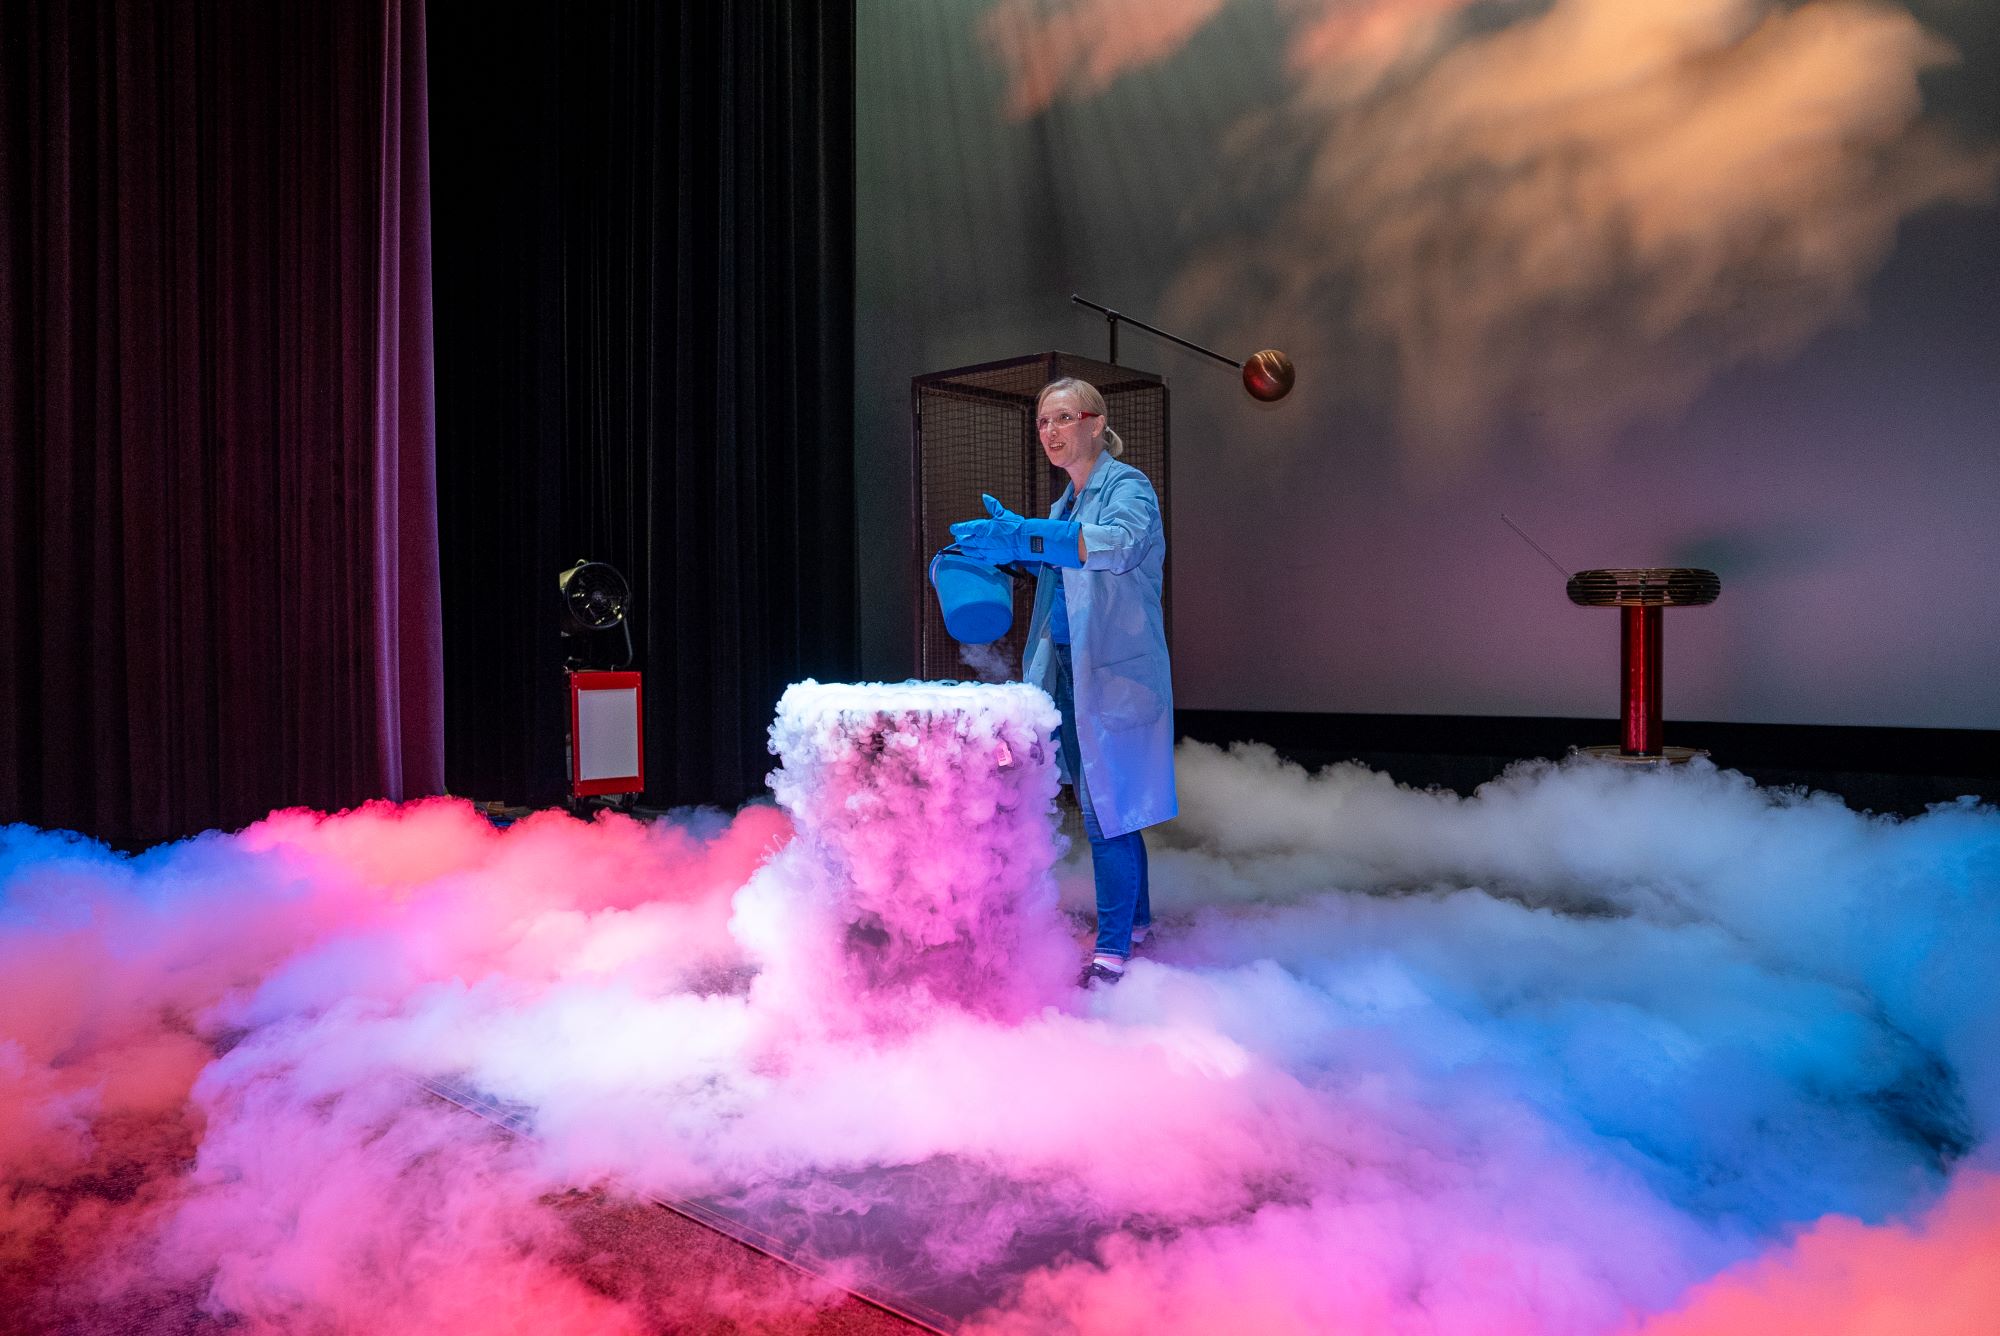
left=6, top=681, right=1999, bottom=1332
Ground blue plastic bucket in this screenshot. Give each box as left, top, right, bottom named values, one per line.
left=929, top=547, right=1015, bottom=645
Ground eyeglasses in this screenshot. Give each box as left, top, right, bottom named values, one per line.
left=1035, top=410, right=1101, bottom=431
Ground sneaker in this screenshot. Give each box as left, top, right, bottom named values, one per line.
left=1078, top=959, right=1125, bottom=988
left=1130, top=924, right=1154, bottom=952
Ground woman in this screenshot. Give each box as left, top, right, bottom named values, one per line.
left=950, top=378, right=1177, bottom=986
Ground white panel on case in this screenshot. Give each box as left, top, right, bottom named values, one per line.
left=576, top=687, right=640, bottom=780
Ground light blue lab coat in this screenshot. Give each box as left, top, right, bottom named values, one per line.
left=1022, top=455, right=1178, bottom=838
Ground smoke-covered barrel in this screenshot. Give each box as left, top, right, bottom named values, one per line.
left=735, top=680, right=1075, bottom=1028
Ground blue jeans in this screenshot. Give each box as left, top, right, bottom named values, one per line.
left=1052, top=642, right=1151, bottom=959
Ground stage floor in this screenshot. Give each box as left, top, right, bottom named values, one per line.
left=6, top=744, right=1997, bottom=1334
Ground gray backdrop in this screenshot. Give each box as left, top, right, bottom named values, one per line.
left=857, top=0, right=2000, bottom=729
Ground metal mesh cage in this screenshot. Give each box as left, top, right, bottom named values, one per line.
left=912, top=352, right=1171, bottom=682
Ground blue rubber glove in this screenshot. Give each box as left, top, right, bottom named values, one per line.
left=950, top=494, right=1083, bottom=568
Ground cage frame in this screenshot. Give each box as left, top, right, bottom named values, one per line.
left=910, top=351, right=1171, bottom=683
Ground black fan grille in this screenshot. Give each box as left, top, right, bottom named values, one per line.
left=562, top=564, right=630, bottom=630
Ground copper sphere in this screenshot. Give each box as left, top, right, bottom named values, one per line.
left=1242, top=348, right=1295, bottom=402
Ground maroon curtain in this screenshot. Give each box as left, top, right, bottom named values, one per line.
left=0, top=0, right=444, bottom=844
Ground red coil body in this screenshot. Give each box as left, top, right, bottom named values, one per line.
left=1619, top=605, right=1664, bottom=756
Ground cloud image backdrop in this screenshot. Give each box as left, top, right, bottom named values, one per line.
left=5, top=722, right=1998, bottom=1332
left=984, top=0, right=1998, bottom=465
left=855, top=0, right=2000, bottom=728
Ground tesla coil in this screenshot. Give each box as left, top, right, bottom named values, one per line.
left=911, top=352, right=1171, bottom=681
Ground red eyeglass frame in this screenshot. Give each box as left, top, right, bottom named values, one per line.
left=1035, top=410, right=1101, bottom=431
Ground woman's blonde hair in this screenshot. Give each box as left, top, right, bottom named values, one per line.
left=1038, top=377, right=1124, bottom=457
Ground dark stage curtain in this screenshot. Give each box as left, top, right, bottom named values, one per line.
left=0, top=0, right=444, bottom=844
left=430, top=1, right=857, bottom=811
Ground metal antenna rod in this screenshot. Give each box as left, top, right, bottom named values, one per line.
left=1071, top=294, right=1243, bottom=370
left=1500, top=514, right=1573, bottom=579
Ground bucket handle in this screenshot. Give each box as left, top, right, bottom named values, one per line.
left=931, top=543, right=1030, bottom=581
